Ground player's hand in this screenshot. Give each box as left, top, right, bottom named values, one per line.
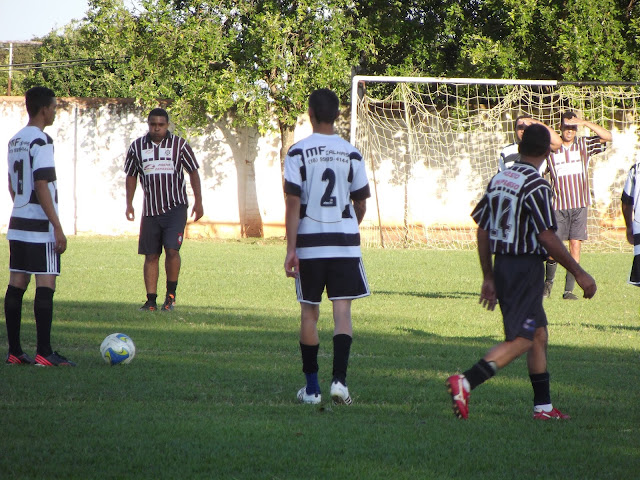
left=126, top=205, right=135, bottom=221
left=284, top=251, right=299, bottom=278
left=191, top=202, right=204, bottom=222
left=563, top=116, right=583, bottom=127
left=54, top=226, right=67, bottom=254
left=479, top=278, right=497, bottom=311
left=576, top=271, right=597, bottom=299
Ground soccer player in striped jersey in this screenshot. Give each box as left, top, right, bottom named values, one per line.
left=4, top=86, right=75, bottom=366
left=543, top=111, right=611, bottom=300
left=497, top=114, right=561, bottom=172
left=621, top=159, right=640, bottom=286
left=446, top=124, right=597, bottom=420
left=284, top=89, right=371, bottom=405
left=124, top=108, right=203, bottom=312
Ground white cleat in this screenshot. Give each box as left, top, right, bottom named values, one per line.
left=297, top=386, right=321, bottom=404
left=330, top=381, right=353, bottom=405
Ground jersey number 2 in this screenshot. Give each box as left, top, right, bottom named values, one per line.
left=321, top=168, right=337, bottom=207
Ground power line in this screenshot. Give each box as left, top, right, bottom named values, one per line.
left=0, top=57, right=129, bottom=72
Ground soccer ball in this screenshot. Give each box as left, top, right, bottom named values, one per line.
left=100, top=333, right=136, bottom=365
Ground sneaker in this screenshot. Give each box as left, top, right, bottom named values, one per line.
left=34, top=351, right=76, bottom=367
left=543, top=281, right=553, bottom=298
left=562, top=291, right=578, bottom=300
left=446, top=374, right=470, bottom=419
left=297, top=386, right=321, bottom=404
left=139, top=300, right=157, bottom=311
left=160, top=294, right=175, bottom=312
left=533, top=407, right=570, bottom=420
left=5, top=352, right=35, bottom=365
left=330, top=380, right=353, bottom=405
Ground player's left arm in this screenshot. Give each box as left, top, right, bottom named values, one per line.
left=188, top=169, right=204, bottom=222
left=353, top=199, right=366, bottom=225
left=621, top=192, right=634, bottom=245
left=34, top=179, right=66, bottom=254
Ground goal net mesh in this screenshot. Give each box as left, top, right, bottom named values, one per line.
left=352, top=78, right=640, bottom=251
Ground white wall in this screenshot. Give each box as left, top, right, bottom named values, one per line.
left=0, top=96, right=295, bottom=239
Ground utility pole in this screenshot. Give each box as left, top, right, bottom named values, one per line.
left=1, top=41, right=42, bottom=96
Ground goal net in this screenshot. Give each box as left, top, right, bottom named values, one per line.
left=350, top=76, right=640, bottom=251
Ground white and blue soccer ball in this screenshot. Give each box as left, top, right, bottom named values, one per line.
left=100, top=333, right=136, bottom=365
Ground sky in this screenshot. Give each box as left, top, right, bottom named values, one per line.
left=0, top=0, right=90, bottom=42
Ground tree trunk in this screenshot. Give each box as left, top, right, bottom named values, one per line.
left=279, top=121, right=297, bottom=187
left=219, top=120, right=264, bottom=238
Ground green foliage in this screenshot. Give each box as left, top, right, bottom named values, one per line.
left=1, top=237, right=639, bottom=478
left=10, top=0, right=640, bottom=130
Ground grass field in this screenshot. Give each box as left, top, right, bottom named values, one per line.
left=1, top=236, right=638, bottom=479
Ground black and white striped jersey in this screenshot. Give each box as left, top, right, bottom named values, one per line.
left=472, top=162, right=556, bottom=256
left=124, top=132, right=199, bottom=216
left=284, top=133, right=370, bottom=259
left=7, top=126, right=58, bottom=243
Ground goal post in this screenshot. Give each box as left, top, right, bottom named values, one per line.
left=350, top=75, right=640, bottom=251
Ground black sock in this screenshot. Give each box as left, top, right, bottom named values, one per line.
left=34, top=287, right=54, bottom=357
left=564, top=272, right=576, bottom=293
left=147, top=293, right=158, bottom=304
left=300, top=343, right=320, bottom=393
left=530, top=372, right=551, bottom=406
left=300, top=343, right=319, bottom=374
left=332, top=334, right=352, bottom=385
left=463, top=359, right=497, bottom=390
left=545, top=261, right=557, bottom=284
left=166, top=281, right=177, bottom=296
left=5, top=285, right=26, bottom=355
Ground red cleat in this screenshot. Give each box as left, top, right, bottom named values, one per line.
left=446, top=374, right=470, bottom=419
left=533, top=407, right=570, bottom=420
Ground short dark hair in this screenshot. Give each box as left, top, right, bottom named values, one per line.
left=25, top=87, right=55, bottom=117
left=513, top=113, right=532, bottom=132
left=560, top=111, right=577, bottom=127
left=148, top=108, right=169, bottom=122
left=519, top=124, right=550, bottom=157
left=309, top=89, right=339, bottom=124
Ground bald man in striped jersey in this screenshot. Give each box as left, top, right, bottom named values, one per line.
left=125, top=108, right=203, bottom=312
left=284, top=89, right=371, bottom=406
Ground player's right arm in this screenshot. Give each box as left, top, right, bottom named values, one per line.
left=125, top=175, right=137, bottom=221
left=284, top=193, right=301, bottom=278
left=8, top=174, right=15, bottom=201
left=477, top=227, right=497, bottom=311
left=538, top=229, right=596, bottom=298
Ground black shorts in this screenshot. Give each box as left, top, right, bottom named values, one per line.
left=295, top=257, right=370, bottom=304
left=9, top=240, right=61, bottom=275
left=138, top=205, right=188, bottom=255
left=494, top=254, right=547, bottom=341
left=554, top=208, right=588, bottom=241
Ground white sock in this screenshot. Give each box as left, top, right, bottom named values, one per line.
left=462, top=377, right=471, bottom=392
left=534, top=403, right=553, bottom=413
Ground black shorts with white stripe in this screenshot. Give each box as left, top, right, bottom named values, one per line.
left=295, top=257, right=370, bottom=304
left=9, top=240, right=60, bottom=275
